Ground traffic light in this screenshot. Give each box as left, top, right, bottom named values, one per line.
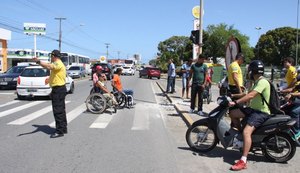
left=190, top=30, right=199, bottom=45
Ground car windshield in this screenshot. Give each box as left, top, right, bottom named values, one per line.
left=148, top=68, right=159, bottom=71
left=69, top=66, right=80, bottom=70
left=21, top=68, right=50, bottom=77
left=5, top=66, right=26, bottom=74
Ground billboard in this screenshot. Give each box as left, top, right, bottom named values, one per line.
left=24, top=23, right=46, bottom=35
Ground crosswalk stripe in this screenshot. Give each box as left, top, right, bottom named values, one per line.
left=0, top=100, right=20, bottom=108
left=49, top=103, right=86, bottom=127
left=0, top=101, right=46, bottom=118
left=89, top=113, right=113, bottom=128
left=8, top=101, right=71, bottom=125
left=131, top=103, right=150, bottom=130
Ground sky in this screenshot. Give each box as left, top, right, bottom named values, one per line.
left=0, top=0, right=298, bottom=63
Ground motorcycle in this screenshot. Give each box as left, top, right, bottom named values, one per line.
left=185, top=96, right=297, bottom=163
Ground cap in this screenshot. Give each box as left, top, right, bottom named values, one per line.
left=51, top=49, right=61, bottom=58
left=96, top=65, right=102, bottom=71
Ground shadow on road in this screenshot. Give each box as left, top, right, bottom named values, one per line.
left=17, top=124, right=56, bottom=136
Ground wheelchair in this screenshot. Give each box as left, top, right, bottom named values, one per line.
left=86, top=88, right=118, bottom=114
left=112, top=89, right=134, bottom=109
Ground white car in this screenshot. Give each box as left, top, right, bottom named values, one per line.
left=16, top=66, right=74, bottom=99
left=122, top=66, right=135, bottom=75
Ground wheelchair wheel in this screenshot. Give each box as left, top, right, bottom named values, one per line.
left=86, top=93, right=107, bottom=114
left=114, top=92, right=126, bottom=109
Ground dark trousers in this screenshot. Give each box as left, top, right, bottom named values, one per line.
left=51, top=85, right=67, bottom=134
left=166, top=76, right=175, bottom=93
left=190, top=84, right=204, bottom=111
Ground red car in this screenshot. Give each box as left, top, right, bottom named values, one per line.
left=139, top=67, right=161, bottom=79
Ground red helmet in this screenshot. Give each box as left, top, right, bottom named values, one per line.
left=96, top=65, right=102, bottom=71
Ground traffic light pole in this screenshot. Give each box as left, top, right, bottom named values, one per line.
left=198, top=0, right=203, bottom=55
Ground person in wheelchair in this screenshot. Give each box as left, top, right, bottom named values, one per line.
left=112, top=68, right=134, bottom=98
left=96, top=74, right=117, bottom=106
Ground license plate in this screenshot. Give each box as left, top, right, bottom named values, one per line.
left=0, top=82, right=8, bottom=85
left=27, top=89, right=37, bottom=92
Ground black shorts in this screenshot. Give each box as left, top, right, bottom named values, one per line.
left=240, top=107, right=270, bottom=128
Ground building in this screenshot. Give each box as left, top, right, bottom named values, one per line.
left=0, top=28, right=11, bottom=72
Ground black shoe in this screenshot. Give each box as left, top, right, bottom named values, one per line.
left=50, top=133, right=64, bottom=138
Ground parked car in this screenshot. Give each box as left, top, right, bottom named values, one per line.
left=67, top=66, right=86, bottom=78
left=113, top=64, right=124, bottom=73
left=0, top=65, right=28, bottom=89
left=66, top=74, right=75, bottom=94
left=139, top=67, right=161, bottom=79
left=122, top=66, right=135, bottom=75
left=91, top=63, right=113, bottom=80
left=16, top=66, right=74, bottom=99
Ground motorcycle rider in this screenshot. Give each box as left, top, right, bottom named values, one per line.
left=228, top=60, right=271, bottom=171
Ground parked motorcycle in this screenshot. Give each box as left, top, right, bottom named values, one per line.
left=185, top=96, right=297, bottom=163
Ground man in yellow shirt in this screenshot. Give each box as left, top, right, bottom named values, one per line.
left=33, top=50, right=67, bottom=138
left=283, top=57, right=297, bottom=89
left=228, top=53, right=244, bottom=96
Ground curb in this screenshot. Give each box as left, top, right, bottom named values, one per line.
left=156, top=81, right=194, bottom=127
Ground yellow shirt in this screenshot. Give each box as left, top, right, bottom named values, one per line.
left=228, top=61, right=243, bottom=86
left=285, top=66, right=297, bottom=87
left=49, top=59, right=66, bottom=87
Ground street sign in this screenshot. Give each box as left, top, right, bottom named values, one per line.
left=225, top=36, right=241, bottom=70
left=192, top=6, right=200, bottom=18
left=24, top=23, right=46, bottom=35
left=100, top=56, right=107, bottom=63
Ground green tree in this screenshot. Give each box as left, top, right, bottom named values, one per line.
left=256, top=27, right=297, bottom=66
left=156, top=36, right=193, bottom=71
left=203, top=23, right=254, bottom=63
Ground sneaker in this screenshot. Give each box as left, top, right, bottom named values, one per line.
left=189, top=109, right=194, bottom=113
left=197, top=111, right=204, bottom=116
left=231, top=160, right=247, bottom=171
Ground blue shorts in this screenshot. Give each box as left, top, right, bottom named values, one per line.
left=240, top=107, right=270, bottom=128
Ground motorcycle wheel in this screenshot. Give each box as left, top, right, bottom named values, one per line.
left=86, top=93, right=107, bottom=114
left=185, top=121, right=218, bottom=152
left=262, top=133, right=296, bottom=163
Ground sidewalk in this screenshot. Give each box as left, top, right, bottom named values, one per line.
left=156, top=77, right=219, bottom=126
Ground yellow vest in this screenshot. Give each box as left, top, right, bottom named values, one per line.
left=49, top=59, right=66, bottom=87
left=228, top=61, right=243, bottom=86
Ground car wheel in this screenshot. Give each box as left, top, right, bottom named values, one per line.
left=17, top=94, right=25, bottom=100
left=68, top=82, right=75, bottom=94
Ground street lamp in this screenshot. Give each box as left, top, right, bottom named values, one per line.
left=296, top=0, right=299, bottom=66
left=255, top=26, right=262, bottom=59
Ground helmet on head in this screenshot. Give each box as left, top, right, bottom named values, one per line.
left=96, top=65, right=102, bottom=71
left=248, top=60, right=264, bottom=80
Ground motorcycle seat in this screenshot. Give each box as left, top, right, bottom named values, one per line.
left=262, top=114, right=291, bottom=126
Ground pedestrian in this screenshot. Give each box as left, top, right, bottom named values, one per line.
left=181, top=58, right=193, bottom=99
left=166, top=58, right=176, bottom=93
left=188, top=54, right=208, bottom=116
left=282, top=57, right=298, bottom=90
left=33, top=49, right=67, bottom=138
left=228, top=53, right=245, bottom=97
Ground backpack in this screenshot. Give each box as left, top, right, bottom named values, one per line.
left=260, top=80, right=284, bottom=115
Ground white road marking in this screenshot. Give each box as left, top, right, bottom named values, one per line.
left=89, top=113, right=114, bottom=128
left=0, top=101, right=46, bottom=118
left=0, top=100, right=20, bottom=108
left=49, top=103, right=86, bottom=127
left=131, top=102, right=150, bottom=130
left=8, top=101, right=70, bottom=125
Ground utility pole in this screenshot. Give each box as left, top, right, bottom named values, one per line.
left=105, top=43, right=110, bottom=59
left=55, top=17, right=66, bottom=52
